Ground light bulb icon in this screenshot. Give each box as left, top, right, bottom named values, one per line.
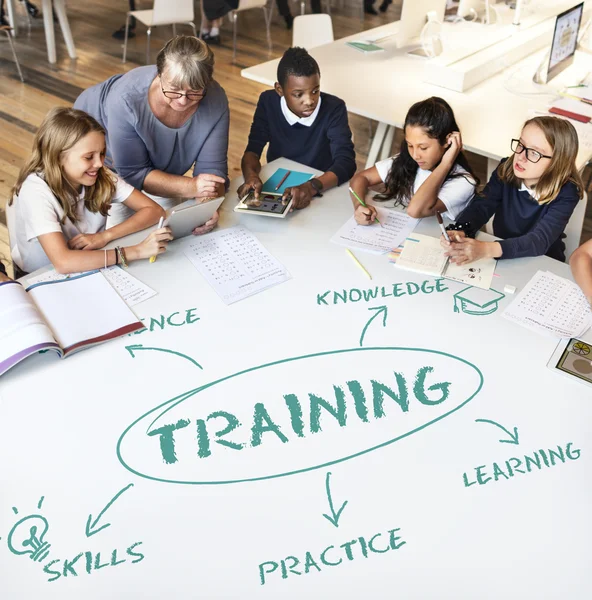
left=7, top=514, right=51, bottom=562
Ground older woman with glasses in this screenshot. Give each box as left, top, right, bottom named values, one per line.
left=74, top=36, right=227, bottom=233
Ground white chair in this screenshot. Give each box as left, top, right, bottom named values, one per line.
left=230, top=0, right=272, bottom=63
left=292, top=14, right=333, bottom=48
left=564, top=191, right=588, bottom=260
left=122, top=0, right=197, bottom=64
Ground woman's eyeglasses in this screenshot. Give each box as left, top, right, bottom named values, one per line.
left=511, top=139, right=552, bottom=164
left=160, top=77, right=207, bottom=102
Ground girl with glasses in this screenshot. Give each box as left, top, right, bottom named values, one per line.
left=443, top=116, right=584, bottom=264
left=74, top=36, right=227, bottom=234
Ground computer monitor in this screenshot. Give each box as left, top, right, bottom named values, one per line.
left=397, top=0, right=447, bottom=48
left=546, top=2, right=584, bottom=82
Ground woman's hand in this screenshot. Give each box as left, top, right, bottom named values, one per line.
left=237, top=176, right=263, bottom=200
left=132, top=226, right=173, bottom=260
left=441, top=131, right=462, bottom=168
left=68, top=231, right=110, bottom=251
left=354, top=204, right=377, bottom=226
left=192, top=210, right=219, bottom=235
left=192, top=173, right=226, bottom=199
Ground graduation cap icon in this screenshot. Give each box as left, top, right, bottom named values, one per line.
left=453, top=286, right=505, bottom=316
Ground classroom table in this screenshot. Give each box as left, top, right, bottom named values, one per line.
left=6, top=0, right=77, bottom=64
left=242, top=2, right=592, bottom=174
left=2, top=158, right=591, bottom=599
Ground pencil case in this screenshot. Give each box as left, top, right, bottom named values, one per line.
left=549, top=107, right=591, bottom=123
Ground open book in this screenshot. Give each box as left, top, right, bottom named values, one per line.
left=0, top=271, right=145, bottom=376
left=395, top=233, right=496, bottom=290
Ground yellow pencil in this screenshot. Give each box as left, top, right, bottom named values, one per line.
left=150, top=216, right=164, bottom=263
left=346, top=249, right=372, bottom=280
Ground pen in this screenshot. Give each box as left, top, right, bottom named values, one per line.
left=275, top=170, right=291, bottom=191
left=346, top=249, right=372, bottom=280
left=349, top=186, right=382, bottom=226
left=436, top=212, right=450, bottom=242
left=150, top=216, right=164, bottom=263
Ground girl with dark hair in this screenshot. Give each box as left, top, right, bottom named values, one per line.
left=350, top=97, right=477, bottom=224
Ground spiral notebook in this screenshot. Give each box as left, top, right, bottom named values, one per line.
left=395, top=233, right=496, bottom=290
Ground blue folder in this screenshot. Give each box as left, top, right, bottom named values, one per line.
left=261, top=168, right=314, bottom=195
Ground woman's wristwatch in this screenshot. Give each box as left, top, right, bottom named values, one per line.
left=310, top=178, right=324, bottom=197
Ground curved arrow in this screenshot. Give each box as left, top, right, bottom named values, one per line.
left=359, top=305, right=388, bottom=347
left=322, top=472, right=348, bottom=528
left=125, top=344, right=203, bottom=370
left=85, top=484, right=134, bottom=537
left=475, top=419, right=519, bottom=445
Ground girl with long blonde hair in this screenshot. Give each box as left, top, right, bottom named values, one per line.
left=7, top=107, right=171, bottom=275
left=442, top=116, right=584, bottom=264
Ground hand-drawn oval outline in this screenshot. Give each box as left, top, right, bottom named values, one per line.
left=117, top=347, right=483, bottom=485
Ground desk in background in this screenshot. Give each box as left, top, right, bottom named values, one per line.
left=6, top=0, right=76, bottom=64
left=3, top=158, right=591, bottom=599
left=242, top=6, right=592, bottom=175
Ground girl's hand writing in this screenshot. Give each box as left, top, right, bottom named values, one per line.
left=443, top=236, right=500, bottom=265
left=354, top=204, right=378, bottom=226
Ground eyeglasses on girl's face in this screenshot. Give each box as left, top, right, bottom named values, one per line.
left=511, top=139, right=552, bottom=163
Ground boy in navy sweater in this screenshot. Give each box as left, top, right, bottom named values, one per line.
left=237, top=47, right=356, bottom=210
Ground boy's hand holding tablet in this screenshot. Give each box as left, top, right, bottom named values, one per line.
left=237, top=176, right=263, bottom=201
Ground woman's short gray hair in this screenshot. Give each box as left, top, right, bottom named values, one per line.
left=156, top=36, right=215, bottom=90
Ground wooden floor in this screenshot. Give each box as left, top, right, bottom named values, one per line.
left=0, top=0, right=591, bottom=277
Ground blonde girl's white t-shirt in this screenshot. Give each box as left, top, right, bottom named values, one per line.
left=375, top=156, right=475, bottom=220
left=7, top=171, right=134, bottom=274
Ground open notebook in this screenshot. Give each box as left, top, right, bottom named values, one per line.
left=0, top=271, right=145, bottom=376
left=395, top=233, right=497, bottom=290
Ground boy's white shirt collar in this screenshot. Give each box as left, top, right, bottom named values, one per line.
left=280, top=95, right=322, bottom=127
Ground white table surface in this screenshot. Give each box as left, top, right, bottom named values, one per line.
left=242, top=5, right=592, bottom=171
left=3, top=158, right=591, bottom=599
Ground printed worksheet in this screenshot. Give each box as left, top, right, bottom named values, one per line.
left=183, top=226, right=291, bottom=304
left=25, top=266, right=157, bottom=307
left=503, top=270, right=592, bottom=338
left=330, top=206, right=419, bottom=254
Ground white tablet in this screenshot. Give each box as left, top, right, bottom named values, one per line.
left=234, top=191, right=294, bottom=218
left=165, top=197, right=225, bottom=239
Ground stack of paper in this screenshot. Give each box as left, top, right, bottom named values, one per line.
left=503, top=270, right=592, bottom=338
left=330, top=207, right=419, bottom=254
